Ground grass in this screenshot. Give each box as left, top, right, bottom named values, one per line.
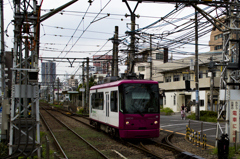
left=211, top=145, right=237, bottom=159
left=51, top=104, right=63, bottom=109
left=160, top=107, right=174, bottom=115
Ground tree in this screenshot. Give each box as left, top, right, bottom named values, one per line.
left=77, top=76, right=97, bottom=99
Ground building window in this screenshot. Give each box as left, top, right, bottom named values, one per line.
left=183, top=74, right=191, bottom=81
left=110, top=91, right=118, bottom=112
left=173, top=75, right=180, bottom=81
left=199, top=71, right=203, bottom=79
left=213, top=72, right=216, bottom=77
left=156, top=53, right=163, bottom=60
left=200, top=100, right=204, bottom=106
left=173, top=95, right=176, bottom=105
left=164, top=97, right=166, bottom=105
left=214, top=34, right=223, bottom=40
left=214, top=45, right=223, bottom=50
left=138, top=66, right=145, bottom=71
left=165, top=76, right=171, bottom=82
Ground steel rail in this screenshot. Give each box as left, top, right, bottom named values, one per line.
left=126, top=141, right=163, bottom=159
left=41, top=107, right=109, bottom=159
left=50, top=107, right=92, bottom=128
left=43, top=105, right=203, bottom=158
left=40, top=113, right=68, bottom=159
left=160, top=132, right=204, bottom=159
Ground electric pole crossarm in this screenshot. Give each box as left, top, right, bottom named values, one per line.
left=191, top=3, right=225, bottom=32
left=40, top=0, right=78, bottom=22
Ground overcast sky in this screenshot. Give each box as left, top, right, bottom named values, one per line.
left=3, top=0, right=213, bottom=82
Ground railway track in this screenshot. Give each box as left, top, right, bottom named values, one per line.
left=40, top=107, right=109, bottom=159
left=41, top=104, right=207, bottom=158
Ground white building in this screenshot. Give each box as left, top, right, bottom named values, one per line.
left=134, top=48, right=167, bottom=82
left=158, top=51, right=222, bottom=112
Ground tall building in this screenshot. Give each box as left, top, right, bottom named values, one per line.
left=41, top=61, right=56, bottom=86
left=209, top=28, right=223, bottom=51
left=93, top=55, right=112, bottom=74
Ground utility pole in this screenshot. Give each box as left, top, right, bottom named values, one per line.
left=57, top=77, right=59, bottom=105
left=82, top=62, right=85, bottom=109
left=7, top=1, right=78, bottom=157
left=52, top=82, right=54, bottom=104
left=0, top=0, right=4, bottom=101
left=150, top=34, right=153, bottom=80
left=195, top=7, right=200, bottom=120
left=86, top=58, right=89, bottom=113
left=47, top=85, right=49, bottom=102
left=112, top=26, right=119, bottom=77
left=124, top=1, right=141, bottom=74
left=9, top=1, right=41, bottom=157
left=209, top=56, right=214, bottom=111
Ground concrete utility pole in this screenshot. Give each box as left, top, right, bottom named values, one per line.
left=112, top=26, right=119, bottom=77
left=124, top=1, right=141, bottom=74
left=209, top=57, right=214, bottom=112
left=0, top=0, right=5, bottom=100
left=195, top=7, right=200, bottom=120
left=150, top=34, right=153, bottom=80
left=86, top=58, right=89, bottom=113
left=82, top=62, right=85, bottom=108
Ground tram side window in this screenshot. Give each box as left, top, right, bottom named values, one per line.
left=110, top=91, right=118, bottom=112
left=92, top=92, right=104, bottom=110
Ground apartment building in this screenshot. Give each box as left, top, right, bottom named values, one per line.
left=158, top=52, right=222, bottom=112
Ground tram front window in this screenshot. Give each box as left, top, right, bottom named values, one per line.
left=122, top=84, right=159, bottom=114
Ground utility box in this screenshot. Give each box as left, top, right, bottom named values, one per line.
left=218, top=134, right=229, bottom=159
left=1, top=99, right=10, bottom=140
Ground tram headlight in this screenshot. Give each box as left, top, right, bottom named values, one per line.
left=154, top=121, right=158, bottom=124
left=126, top=121, right=129, bottom=125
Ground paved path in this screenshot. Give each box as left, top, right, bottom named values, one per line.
left=160, top=112, right=224, bottom=149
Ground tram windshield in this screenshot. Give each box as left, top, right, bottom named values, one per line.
left=120, top=84, right=159, bottom=114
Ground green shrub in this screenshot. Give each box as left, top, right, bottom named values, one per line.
left=161, top=107, right=174, bottom=115
left=160, top=105, right=163, bottom=109
left=200, top=111, right=217, bottom=118
left=0, top=142, right=8, bottom=158
left=77, top=108, right=84, bottom=114
left=186, top=111, right=217, bottom=122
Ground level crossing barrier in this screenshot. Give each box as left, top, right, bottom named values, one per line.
left=185, top=120, right=213, bottom=149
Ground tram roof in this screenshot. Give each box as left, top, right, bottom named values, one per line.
left=90, top=79, right=158, bottom=90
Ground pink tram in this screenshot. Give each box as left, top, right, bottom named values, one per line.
left=89, top=79, right=160, bottom=138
